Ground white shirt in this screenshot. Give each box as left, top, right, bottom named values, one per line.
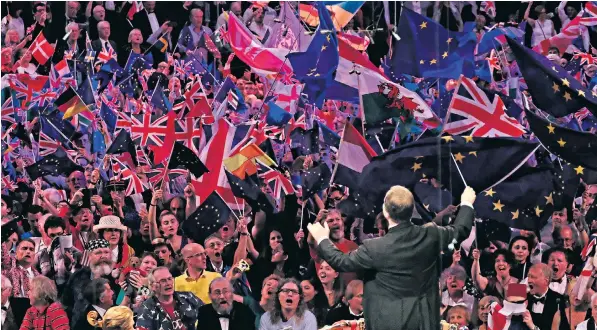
left=531, top=290, right=548, bottom=314
left=19, top=266, right=34, bottom=297
left=100, top=38, right=111, bottom=52
left=92, top=305, right=107, bottom=317
left=550, top=276, right=568, bottom=295
left=111, top=247, right=119, bottom=263
left=218, top=314, right=230, bottom=330
left=576, top=318, right=597, bottom=330
left=441, top=290, right=475, bottom=314
left=348, top=307, right=363, bottom=317
left=147, top=12, right=160, bottom=34
left=1, top=301, right=9, bottom=326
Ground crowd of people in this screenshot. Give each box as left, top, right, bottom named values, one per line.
left=1, top=1, right=597, bottom=330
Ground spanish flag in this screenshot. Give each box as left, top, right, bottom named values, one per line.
left=223, top=143, right=276, bottom=179
left=55, top=86, right=87, bottom=119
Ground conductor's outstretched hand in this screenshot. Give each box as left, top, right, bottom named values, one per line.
left=461, top=186, right=476, bottom=205
left=307, top=221, right=330, bottom=244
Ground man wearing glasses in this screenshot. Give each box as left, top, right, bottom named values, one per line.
left=174, top=243, right=222, bottom=304
left=137, top=267, right=203, bottom=330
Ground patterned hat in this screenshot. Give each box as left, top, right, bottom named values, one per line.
left=93, top=215, right=127, bottom=233
left=86, top=239, right=110, bottom=251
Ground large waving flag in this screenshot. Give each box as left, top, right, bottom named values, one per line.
left=299, top=1, right=364, bottom=30
left=287, top=1, right=339, bottom=108
left=444, top=75, right=525, bottom=137
left=507, top=37, right=597, bottom=118
left=358, top=68, right=438, bottom=126
left=390, top=7, right=476, bottom=79
left=227, top=13, right=293, bottom=80
left=265, top=2, right=312, bottom=52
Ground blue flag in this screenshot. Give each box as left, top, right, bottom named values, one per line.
left=100, top=102, right=116, bottom=133
left=390, top=7, right=476, bottom=79
left=265, top=102, right=292, bottom=126
left=77, top=77, right=96, bottom=106
left=507, top=37, right=597, bottom=118
left=40, top=110, right=76, bottom=146
left=287, top=1, right=339, bottom=108
left=150, top=84, right=172, bottom=112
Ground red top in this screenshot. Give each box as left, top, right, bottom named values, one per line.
left=21, top=302, right=70, bottom=330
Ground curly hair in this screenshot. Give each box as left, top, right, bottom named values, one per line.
left=269, top=278, right=309, bottom=324
left=30, top=276, right=58, bottom=305
left=102, top=306, right=134, bottom=330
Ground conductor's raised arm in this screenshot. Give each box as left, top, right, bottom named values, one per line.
left=309, top=221, right=374, bottom=272
left=436, top=186, right=477, bottom=251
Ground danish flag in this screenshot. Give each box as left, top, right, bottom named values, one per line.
left=28, top=32, right=55, bottom=65
left=444, top=76, right=525, bottom=137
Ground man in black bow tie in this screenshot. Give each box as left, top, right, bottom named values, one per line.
left=197, top=278, right=255, bottom=330
left=527, top=264, right=569, bottom=330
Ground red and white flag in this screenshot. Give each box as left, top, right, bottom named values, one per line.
left=444, top=76, right=525, bottom=137
left=28, top=32, right=55, bottom=65
left=480, top=1, right=496, bottom=18
left=126, top=1, right=143, bottom=20
left=333, top=122, right=377, bottom=190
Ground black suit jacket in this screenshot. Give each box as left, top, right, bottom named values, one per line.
left=92, top=39, right=118, bottom=54
left=196, top=302, right=256, bottom=330
left=325, top=303, right=361, bottom=326
left=528, top=289, right=569, bottom=330
left=317, top=205, right=475, bottom=330
left=2, top=304, right=18, bottom=330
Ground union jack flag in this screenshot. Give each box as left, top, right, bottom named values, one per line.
left=111, top=158, right=148, bottom=196
left=174, top=59, right=194, bottom=79
left=444, top=76, right=525, bottom=137
left=573, top=51, right=597, bottom=66
left=174, top=116, right=203, bottom=155
left=97, top=47, right=117, bottom=63
left=30, top=89, right=58, bottom=108
left=145, top=161, right=187, bottom=188
left=2, top=176, right=16, bottom=192
left=129, top=112, right=173, bottom=147
left=257, top=161, right=295, bottom=201
left=39, top=132, right=62, bottom=157
left=1, top=98, right=16, bottom=125
left=480, top=1, right=496, bottom=18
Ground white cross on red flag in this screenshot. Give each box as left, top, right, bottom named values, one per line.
left=28, top=32, right=55, bottom=65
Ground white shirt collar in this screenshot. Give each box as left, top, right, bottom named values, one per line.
left=93, top=305, right=107, bottom=317
left=348, top=306, right=363, bottom=317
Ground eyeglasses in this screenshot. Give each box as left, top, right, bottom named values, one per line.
left=211, top=289, right=231, bottom=297
left=279, top=288, right=299, bottom=295
left=157, top=277, right=174, bottom=285
left=48, top=232, right=64, bottom=239
left=270, top=236, right=282, bottom=241
left=185, top=252, right=206, bottom=259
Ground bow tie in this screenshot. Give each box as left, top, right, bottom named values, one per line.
left=218, top=314, right=230, bottom=319
left=532, top=295, right=547, bottom=304
left=1, top=306, right=7, bottom=311
left=553, top=277, right=565, bottom=284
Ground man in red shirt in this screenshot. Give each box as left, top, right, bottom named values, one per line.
left=308, top=208, right=359, bottom=284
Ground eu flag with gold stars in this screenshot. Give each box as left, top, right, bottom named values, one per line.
left=473, top=165, right=555, bottom=231
left=25, top=154, right=83, bottom=180
left=182, top=191, right=231, bottom=245
left=287, top=1, right=338, bottom=108
left=525, top=108, right=597, bottom=171
left=507, top=37, right=597, bottom=118
left=390, top=7, right=476, bottom=79
left=357, top=136, right=540, bottom=216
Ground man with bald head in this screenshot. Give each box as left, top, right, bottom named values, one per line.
left=526, top=263, right=569, bottom=330
left=197, top=278, right=255, bottom=330
left=308, top=185, right=477, bottom=330
left=174, top=243, right=222, bottom=304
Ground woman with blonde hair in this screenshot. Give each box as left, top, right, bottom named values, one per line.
left=87, top=306, right=134, bottom=330
left=21, top=276, right=69, bottom=330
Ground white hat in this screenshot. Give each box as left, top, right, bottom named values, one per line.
left=93, top=215, right=127, bottom=233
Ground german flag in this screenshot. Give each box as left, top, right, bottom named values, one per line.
left=55, top=86, right=87, bottom=119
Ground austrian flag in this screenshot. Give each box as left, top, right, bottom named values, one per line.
left=28, top=32, right=55, bottom=65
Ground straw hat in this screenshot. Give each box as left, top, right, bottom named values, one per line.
left=93, top=215, right=127, bottom=233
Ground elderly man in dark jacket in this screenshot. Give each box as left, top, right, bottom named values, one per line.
left=308, top=186, right=477, bottom=330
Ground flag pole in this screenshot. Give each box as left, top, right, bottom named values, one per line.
left=327, top=121, right=348, bottom=196
left=450, top=152, right=468, bottom=187
left=44, top=118, right=77, bottom=148
left=299, top=202, right=306, bottom=229
left=350, top=63, right=366, bottom=136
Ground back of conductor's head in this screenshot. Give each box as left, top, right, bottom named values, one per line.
left=382, top=186, right=414, bottom=225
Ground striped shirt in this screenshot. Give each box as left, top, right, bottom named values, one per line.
left=21, top=302, right=70, bottom=330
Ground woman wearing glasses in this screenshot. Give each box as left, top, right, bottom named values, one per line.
left=259, top=278, right=317, bottom=330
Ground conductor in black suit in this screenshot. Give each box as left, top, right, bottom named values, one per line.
left=197, top=277, right=255, bottom=330
left=308, top=185, right=477, bottom=330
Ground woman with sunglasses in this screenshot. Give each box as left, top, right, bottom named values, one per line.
left=259, top=278, right=318, bottom=330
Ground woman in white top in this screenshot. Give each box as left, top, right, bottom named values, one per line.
left=525, top=2, right=556, bottom=48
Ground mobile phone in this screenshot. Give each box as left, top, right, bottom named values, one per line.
left=167, top=21, right=178, bottom=28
